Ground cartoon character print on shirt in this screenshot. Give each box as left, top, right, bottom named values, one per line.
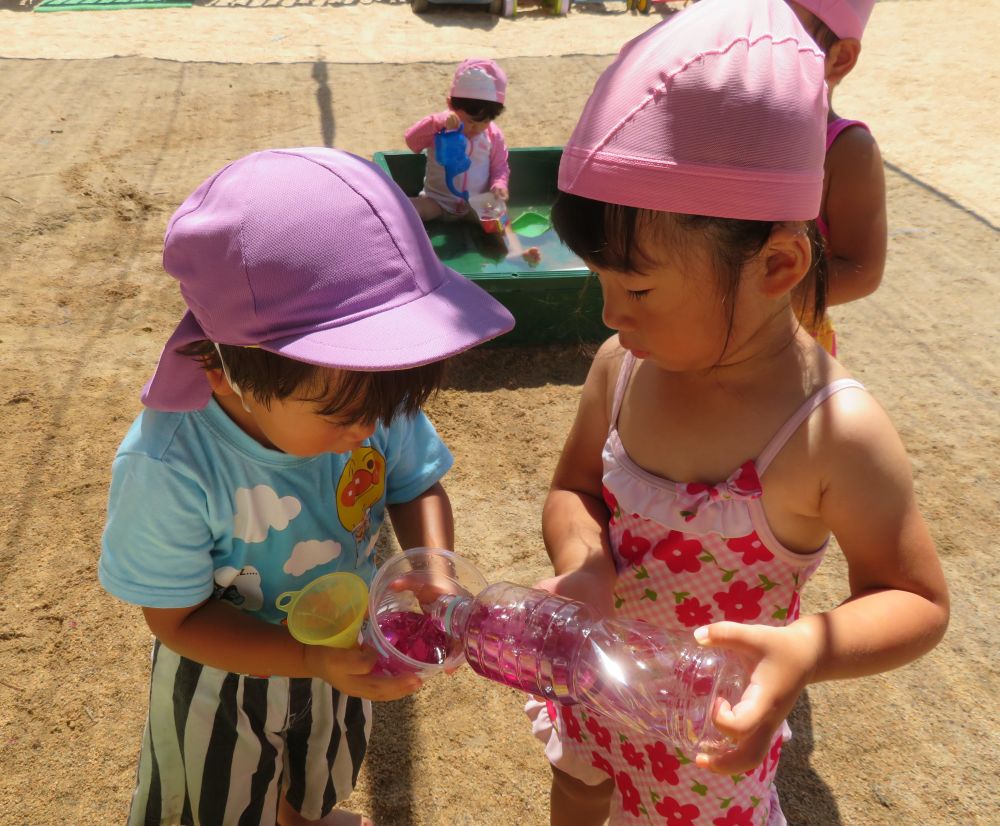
left=213, top=565, right=264, bottom=611
left=336, top=447, right=386, bottom=562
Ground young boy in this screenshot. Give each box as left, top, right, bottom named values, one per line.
left=405, top=58, right=510, bottom=221
left=98, top=147, right=514, bottom=826
left=790, top=0, right=886, bottom=355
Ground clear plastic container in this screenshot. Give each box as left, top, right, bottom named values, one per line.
left=432, top=582, right=746, bottom=753
left=468, top=192, right=509, bottom=234
left=364, top=547, right=488, bottom=677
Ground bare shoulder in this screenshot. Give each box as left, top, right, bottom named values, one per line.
left=587, top=335, right=627, bottom=409
left=827, top=123, right=883, bottom=174
left=812, top=382, right=911, bottom=484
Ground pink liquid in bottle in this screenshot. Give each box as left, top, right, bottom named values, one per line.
left=431, top=583, right=746, bottom=752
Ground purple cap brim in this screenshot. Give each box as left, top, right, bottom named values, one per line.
left=264, top=268, right=514, bottom=370
left=141, top=274, right=514, bottom=413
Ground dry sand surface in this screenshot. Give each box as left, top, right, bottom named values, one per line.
left=1, top=1, right=998, bottom=824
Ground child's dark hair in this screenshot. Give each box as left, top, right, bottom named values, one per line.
left=551, top=192, right=828, bottom=355
left=799, top=10, right=840, bottom=51
left=449, top=97, right=504, bottom=122
left=176, top=341, right=445, bottom=425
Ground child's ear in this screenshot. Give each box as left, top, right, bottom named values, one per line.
left=760, top=224, right=812, bottom=299
left=825, top=38, right=861, bottom=87
left=205, top=367, right=235, bottom=396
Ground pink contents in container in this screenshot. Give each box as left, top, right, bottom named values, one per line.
left=468, top=192, right=508, bottom=235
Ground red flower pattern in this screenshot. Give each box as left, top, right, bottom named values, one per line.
left=757, top=734, right=784, bottom=782
left=713, top=580, right=765, bottom=622
left=621, top=740, right=646, bottom=771
left=675, top=596, right=714, bottom=628
left=586, top=715, right=612, bottom=750
left=561, top=704, right=582, bottom=742
left=730, top=461, right=762, bottom=496
left=644, top=741, right=681, bottom=785
left=616, top=771, right=641, bottom=817
left=725, top=533, right=774, bottom=565
left=786, top=590, right=801, bottom=622
left=619, top=529, right=652, bottom=566
left=602, top=485, right=620, bottom=522
left=712, top=805, right=755, bottom=826
left=655, top=796, right=701, bottom=825
left=652, top=531, right=703, bottom=574
left=684, top=481, right=721, bottom=500
left=591, top=751, right=614, bottom=778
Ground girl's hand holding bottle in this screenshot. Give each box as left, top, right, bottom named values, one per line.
left=691, top=620, right=821, bottom=774
left=534, top=567, right=616, bottom=618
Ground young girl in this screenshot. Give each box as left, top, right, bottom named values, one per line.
left=98, top=147, right=514, bottom=826
left=405, top=58, right=510, bottom=221
left=527, top=1, right=948, bottom=824
left=790, top=0, right=887, bottom=355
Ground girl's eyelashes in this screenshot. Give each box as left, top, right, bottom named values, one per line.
left=626, top=289, right=651, bottom=301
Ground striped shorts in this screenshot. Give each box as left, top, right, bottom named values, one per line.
left=128, top=641, right=371, bottom=826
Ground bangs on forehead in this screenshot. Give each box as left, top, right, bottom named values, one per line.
left=551, top=193, right=676, bottom=274
left=298, top=362, right=446, bottom=426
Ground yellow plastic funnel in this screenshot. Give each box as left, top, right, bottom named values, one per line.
left=276, top=572, right=369, bottom=648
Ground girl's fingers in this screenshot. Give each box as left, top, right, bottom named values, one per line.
left=712, top=682, right=768, bottom=738
left=696, top=727, right=773, bottom=774
left=694, top=621, right=763, bottom=657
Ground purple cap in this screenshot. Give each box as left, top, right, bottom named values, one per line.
left=142, top=148, right=514, bottom=412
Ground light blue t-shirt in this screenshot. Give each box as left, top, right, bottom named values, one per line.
left=99, top=399, right=452, bottom=625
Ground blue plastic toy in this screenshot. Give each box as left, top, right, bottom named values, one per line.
left=434, top=125, right=471, bottom=201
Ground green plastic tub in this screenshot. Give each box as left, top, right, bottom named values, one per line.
left=373, top=147, right=609, bottom=346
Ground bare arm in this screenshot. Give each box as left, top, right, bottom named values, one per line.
left=823, top=128, right=888, bottom=305
left=386, top=480, right=455, bottom=551
left=698, top=390, right=948, bottom=773
left=143, top=600, right=420, bottom=701
left=539, top=338, right=621, bottom=613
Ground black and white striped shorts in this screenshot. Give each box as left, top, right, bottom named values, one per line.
left=128, top=641, right=371, bottom=826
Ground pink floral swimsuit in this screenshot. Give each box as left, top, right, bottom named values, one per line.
left=528, top=354, right=866, bottom=826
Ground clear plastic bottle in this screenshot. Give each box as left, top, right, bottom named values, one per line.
left=431, top=582, right=747, bottom=753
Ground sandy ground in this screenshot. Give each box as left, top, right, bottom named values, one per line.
left=0, top=1, right=998, bottom=824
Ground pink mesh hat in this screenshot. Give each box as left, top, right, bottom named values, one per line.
left=449, top=58, right=507, bottom=104
left=558, top=0, right=828, bottom=221
left=142, top=147, right=514, bottom=412
left=794, top=0, right=874, bottom=39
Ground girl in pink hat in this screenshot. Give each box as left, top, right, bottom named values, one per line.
left=788, top=0, right=886, bottom=356
left=405, top=58, right=510, bottom=221
left=526, top=1, right=947, bottom=824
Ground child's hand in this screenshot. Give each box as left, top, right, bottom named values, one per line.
left=490, top=185, right=509, bottom=202
left=444, top=112, right=460, bottom=130
left=691, top=621, right=819, bottom=775
left=303, top=642, right=422, bottom=701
